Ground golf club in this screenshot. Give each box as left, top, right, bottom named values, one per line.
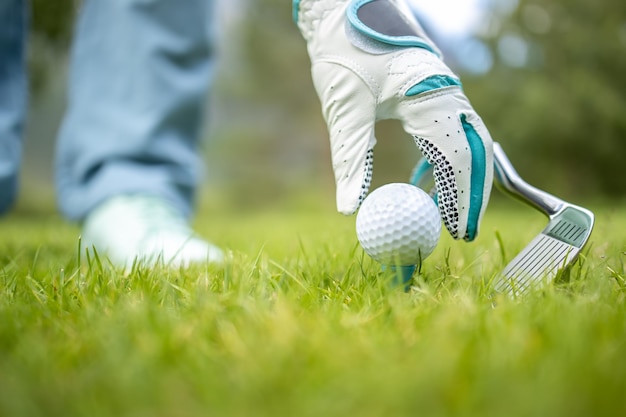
left=492, top=142, right=594, bottom=296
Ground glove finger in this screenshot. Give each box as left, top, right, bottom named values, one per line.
left=312, top=61, right=378, bottom=215
left=399, top=94, right=493, bottom=241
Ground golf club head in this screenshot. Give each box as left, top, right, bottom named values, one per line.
left=492, top=142, right=595, bottom=296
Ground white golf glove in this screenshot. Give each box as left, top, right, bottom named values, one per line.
left=294, top=0, right=494, bottom=241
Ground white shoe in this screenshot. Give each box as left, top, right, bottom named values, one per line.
left=82, top=195, right=224, bottom=268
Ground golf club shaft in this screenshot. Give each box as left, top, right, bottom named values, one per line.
left=493, top=142, right=564, bottom=217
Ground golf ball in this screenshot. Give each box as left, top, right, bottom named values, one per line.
left=356, top=183, right=441, bottom=265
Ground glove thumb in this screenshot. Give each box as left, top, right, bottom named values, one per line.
left=312, top=62, right=377, bottom=215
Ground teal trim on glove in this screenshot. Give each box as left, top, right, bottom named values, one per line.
left=410, top=158, right=433, bottom=190
left=406, top=75, right=462, bottom=97
left=461, top=114, right=487, bottom=241
left=410, top=158, right=438, bottom=205
left=293, top=0, right=301, bottom=23
left=347, top=0, right=438, bottom=55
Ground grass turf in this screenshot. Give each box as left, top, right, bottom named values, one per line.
left=1, top=194, right=625, bottom=417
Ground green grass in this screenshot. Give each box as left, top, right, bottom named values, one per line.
left=1, top=193, right=625, bottom=417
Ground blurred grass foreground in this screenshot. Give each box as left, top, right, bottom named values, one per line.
left=1, top=198, right=626, bottom=416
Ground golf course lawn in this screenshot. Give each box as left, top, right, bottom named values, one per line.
left=1, top=194, right=625, bottom=417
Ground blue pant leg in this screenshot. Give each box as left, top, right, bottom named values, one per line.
left=0, top=0, right=27, bottom=215
left=55, top=0, right=216, bottom=221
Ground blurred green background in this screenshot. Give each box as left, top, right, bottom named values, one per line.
left=22, top=0, right=626, bottom=210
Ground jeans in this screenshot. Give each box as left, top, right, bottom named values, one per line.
left=0, top=0, right=27, bottom=214
left=1, top=0, right=216, bottom=220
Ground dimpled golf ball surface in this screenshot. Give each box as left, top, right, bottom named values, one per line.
left=356, top=183, right=441, bottom=265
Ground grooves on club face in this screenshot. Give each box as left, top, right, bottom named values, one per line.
left=491, top=142, right=594, bottom=296
left=496, top=205, right=594, bottom=295
left=495, top=232, right=578, bottom=295
left=494, top=202, right=594, bottom=296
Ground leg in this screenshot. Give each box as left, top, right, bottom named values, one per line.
left=56, top=0, right=216, bottom=221
left=56, top=0, right=223, bottom=267
left=0, top=0, right=27, bottom=214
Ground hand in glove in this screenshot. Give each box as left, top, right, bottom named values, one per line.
left=294, top=0, right=493, bottom=241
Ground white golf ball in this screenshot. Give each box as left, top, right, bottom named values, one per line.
left=356, top=183, right=441, bottom=265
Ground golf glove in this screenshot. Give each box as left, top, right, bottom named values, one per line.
left=294, top=0, right=494, bottom=241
